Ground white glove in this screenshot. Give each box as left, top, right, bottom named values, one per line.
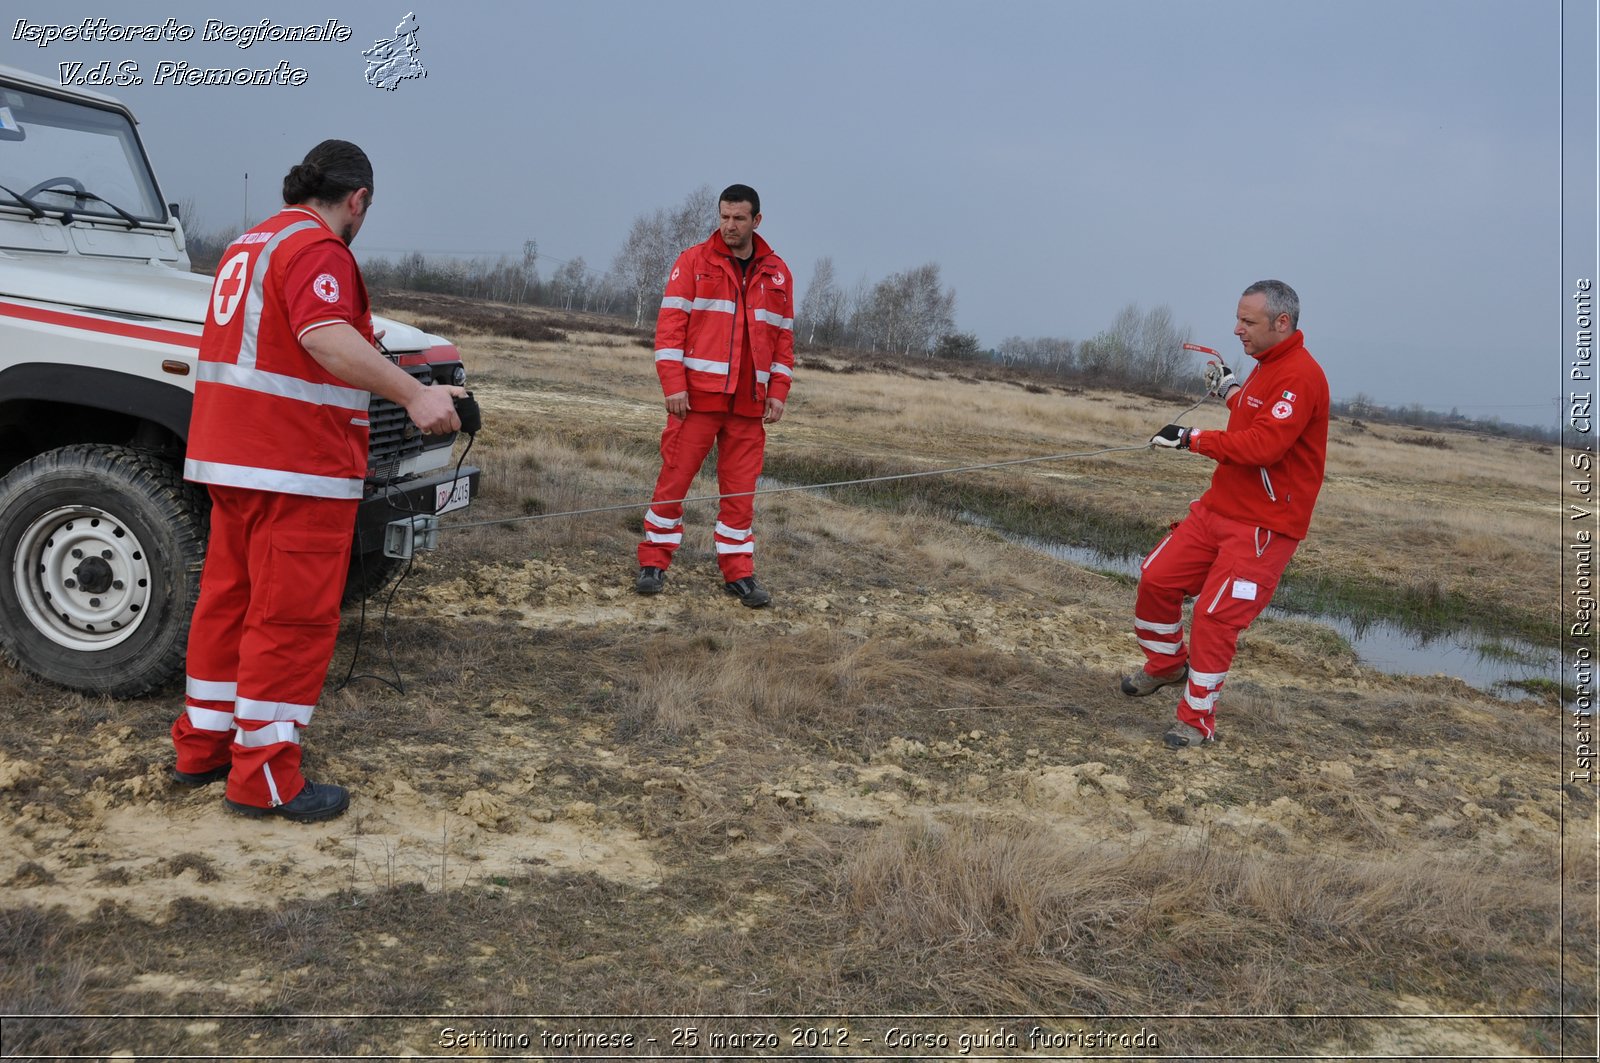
left=1203, top=358, right=1239, bottom=398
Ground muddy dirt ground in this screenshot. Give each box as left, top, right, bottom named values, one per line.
left=1, top=303, right=1588, bottom=1060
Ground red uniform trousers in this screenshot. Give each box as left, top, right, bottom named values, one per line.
left=638, top=409, right=766, bottom=581
left=1133, top=500, right=1299, bottom=738
left=170, top=485, right=356, bottom=808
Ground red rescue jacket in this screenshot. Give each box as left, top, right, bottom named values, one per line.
left=654, top=230, right=795, bottom=410
left=185, top=208, right=374, bottom=499
left=1188, top=330, right=1329, bottom=539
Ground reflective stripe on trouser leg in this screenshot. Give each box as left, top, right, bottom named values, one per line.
left=1181, top=668, right=1229, bottom=737
left=1132, top=504, right=1217, bottom=674
left=712, top=412, right=766, bottom=581
left=1134, top=616, right=1185, bottom=659
left=172, top=485, right=256, bottom=775
left=1174, top=507, right=1301, bottom=735
left=638, top=410, right=723, bottom=571
left=218, top=490, right=355, bottom=809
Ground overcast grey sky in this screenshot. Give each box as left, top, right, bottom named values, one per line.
left=4, top=1, right=1595, bottom=428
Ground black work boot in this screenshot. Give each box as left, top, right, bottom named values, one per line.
left=723, top=576, right=771, bottom=608
left=635, top=566, right=666, bottom=594
left=171, top=763, right=231, bottom=786
left=225, top=780, right=350, bottom=823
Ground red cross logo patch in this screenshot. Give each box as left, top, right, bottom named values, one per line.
left=313, top=273, right=341, bottom=303
left=211, top=251, right=251, bottom=325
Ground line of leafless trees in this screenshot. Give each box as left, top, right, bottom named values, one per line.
left=179, top=188, right=1190, bottom=385
left=993, top=302, right=1194, bottom=390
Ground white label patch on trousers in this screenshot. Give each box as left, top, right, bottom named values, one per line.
left=1232, top=579, right=1259, bottom=601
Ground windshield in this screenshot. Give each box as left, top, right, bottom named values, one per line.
left=0, top=83, right=165, bottom=223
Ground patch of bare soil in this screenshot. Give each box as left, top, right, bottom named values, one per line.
left=0, top=301, right=1587, bottom=1060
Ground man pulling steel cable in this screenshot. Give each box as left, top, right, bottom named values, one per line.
left=1127, top=280, right=1330, bottom=750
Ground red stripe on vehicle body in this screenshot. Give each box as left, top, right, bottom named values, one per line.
left=0, top=299, right=201, bottom=349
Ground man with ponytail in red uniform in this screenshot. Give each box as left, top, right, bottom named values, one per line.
left=170, top=141, right=462, bottom=820
left=1125, top=280, right=1329, bottom=750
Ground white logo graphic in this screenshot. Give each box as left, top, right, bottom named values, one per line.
left=313, top=273, right=341, bottom=303
left=671, top=266, right=681, bottom=281
left=364, top=13, right=426, bottom=91
left=1271, top=400, right=1294, bottom=420
left=772, top=271, right=785, bottom=285
left=211, top=251, right=251, bottom=325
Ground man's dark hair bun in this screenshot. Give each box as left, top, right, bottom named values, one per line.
left=281, top=142, right=371, bottom=206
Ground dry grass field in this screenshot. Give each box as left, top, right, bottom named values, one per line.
left=0, top=295, right=1587, bottom=1060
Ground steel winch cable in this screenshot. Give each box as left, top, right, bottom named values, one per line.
left=336, top=388, right=1212, bottom=690
left=437, top=392, right=1211, bottom=534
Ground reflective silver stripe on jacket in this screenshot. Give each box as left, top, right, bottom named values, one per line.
left=237, top=217, right=323, bottom=370
left=753, top=308, right=793, bottom=330
left=184, top=458, right=363, bottom=499
left=198, top=360, right=369, bottom=410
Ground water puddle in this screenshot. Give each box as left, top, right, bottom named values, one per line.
left=1003, top=531, right=1555, bottom=700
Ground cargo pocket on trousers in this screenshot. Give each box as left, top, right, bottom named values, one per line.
left=261, top=528, right=351, bottom=625
left=1202, top=570, right=1278, bottom=630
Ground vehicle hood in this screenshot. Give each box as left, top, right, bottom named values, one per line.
left=0, top=252, right=441, bottom=351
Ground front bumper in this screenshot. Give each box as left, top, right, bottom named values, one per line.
left=353, top=464, right=481, bottom=553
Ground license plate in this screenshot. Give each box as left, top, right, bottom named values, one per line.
left=435, top=476, right=471, bottom=515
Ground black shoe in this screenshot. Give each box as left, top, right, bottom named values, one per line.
left=172, top=763, right=230, bottom=786
left=225, top=780, right=350, bottom=823
left=635, top=566, right=666, bottom=594
left=723, top=576, right=772, bottom=608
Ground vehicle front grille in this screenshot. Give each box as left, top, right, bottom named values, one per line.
left=366, top=364, right=440, bottom=482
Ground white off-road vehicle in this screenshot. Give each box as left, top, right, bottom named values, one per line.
left=0, top=63, right=479, bottom=697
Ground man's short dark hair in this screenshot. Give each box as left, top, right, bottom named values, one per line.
left=1243, top=279, right=1300, bottom=329
left=720, top=183, right=760, bottom=216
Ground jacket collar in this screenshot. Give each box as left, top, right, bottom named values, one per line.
left=707, top=228, right=772, bottom=266
left=1252, top=328, right=1304, bottom=364
left=282, top=205, right=334, bottom=233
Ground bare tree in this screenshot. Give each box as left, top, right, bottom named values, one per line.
left=798, top=256, right=846, bottom=346
left=998, top=335, right=1076, bottom=373
left=1134, top=303, right=1191, bottom=387
left=904, top=263, right=956, bottom=355
left=667, top=184, right=718, bottom=250
left=519, top=239, right=539, bottom=304
left=551, top=256, right=590, bottom=311
left=609, top=185, right=721, bottom=329
left=848, top=263, right=955, bottom=356
left=610, top=213, right=673, bottom=328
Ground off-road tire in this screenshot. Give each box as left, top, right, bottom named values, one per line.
left=0, top=444, right=207, bottom=697
left=341, top=547, right=402, bottom=604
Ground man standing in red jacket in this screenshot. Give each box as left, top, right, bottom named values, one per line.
left=1124, top=280, right=1329, bottom=749
left=635, top=184, right=795, bottom=608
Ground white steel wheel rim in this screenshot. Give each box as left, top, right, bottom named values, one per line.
left=12, top=505, right=153, bottom=651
